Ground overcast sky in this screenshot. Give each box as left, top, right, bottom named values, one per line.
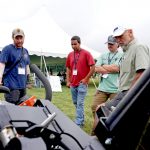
left=0, top=0, right=150, bottom=54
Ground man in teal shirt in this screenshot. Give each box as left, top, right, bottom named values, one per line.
left=91, top=35, right=123, bottom=134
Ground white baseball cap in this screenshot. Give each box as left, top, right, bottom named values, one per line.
left=112, top=26, right=127, bottom=37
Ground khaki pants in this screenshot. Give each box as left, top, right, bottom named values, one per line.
left=91, top=90, right=117, bottom=135
left=91, top=90, right=117, bottom=115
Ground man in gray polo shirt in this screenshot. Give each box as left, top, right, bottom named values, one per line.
left=103, top=26, right=150, bottom=111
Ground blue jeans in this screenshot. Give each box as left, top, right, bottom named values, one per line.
left=5, top=89, right=26, bottom=105
left=70, top=83, right=87, bottom=126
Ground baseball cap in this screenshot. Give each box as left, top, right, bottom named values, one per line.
left=105, top=35, right=117, bottom=44
left=112, top=26, right=127, bottom=37
left=12, top=28, right=25, bottom=38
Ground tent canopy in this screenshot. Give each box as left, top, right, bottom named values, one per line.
left=0, top=7, right=100, bottom=58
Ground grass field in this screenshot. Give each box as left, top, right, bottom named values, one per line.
left=0, top=79, right=98, bottom=135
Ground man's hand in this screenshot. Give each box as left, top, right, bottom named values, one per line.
left=0, top=78, right=3, bottom=86
left=26, top=84, right=32, bottom=89
left=66, top=82, right=70, bottom=88
left=96, top=103, right=105, bottom=111
left=80, top=78, right=88, bottom=85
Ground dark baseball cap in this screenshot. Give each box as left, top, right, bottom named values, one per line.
left=105, top=35, right=117, bottom=44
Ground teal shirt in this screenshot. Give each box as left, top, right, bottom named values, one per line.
left=96, top=51, right=123, bottom=93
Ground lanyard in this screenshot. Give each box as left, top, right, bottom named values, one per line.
left=73, top=51, right=80, bottom=69
left=108, top=51, right=118, bottom=64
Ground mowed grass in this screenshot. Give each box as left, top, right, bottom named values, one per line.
left=0, top=79, right=98, bottom=135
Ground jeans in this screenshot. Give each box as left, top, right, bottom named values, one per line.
left=5, top=89, right=26, bottom=105
left=70, top=83, right=87, bottom=126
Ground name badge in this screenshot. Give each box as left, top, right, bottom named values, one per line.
left=73, top=69, right=77, bottom=75
left=18, top=67, right=25, bottom=75
left=102, top=74, right=108, bottom=78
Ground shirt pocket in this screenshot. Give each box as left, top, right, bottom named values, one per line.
left=121, top=60, right=131, bottom=72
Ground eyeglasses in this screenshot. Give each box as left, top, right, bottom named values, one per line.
left=71, top=43, right=78, bottom=46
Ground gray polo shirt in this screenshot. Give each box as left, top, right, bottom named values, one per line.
left=119, top=39, right=150, bottom=91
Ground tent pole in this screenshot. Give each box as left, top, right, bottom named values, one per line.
left=42, top=56, right=49, bottom=77
left=40, top=55, right=42, bottom=71
left=39, top=55, right=43, bottom=88
left=91, top=76, right=97, bottom=89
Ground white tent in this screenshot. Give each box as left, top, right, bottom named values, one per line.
left=0, top=7, right=100, bottom=58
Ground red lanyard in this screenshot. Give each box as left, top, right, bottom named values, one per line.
left=73, top=51, right=81, bottom=69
